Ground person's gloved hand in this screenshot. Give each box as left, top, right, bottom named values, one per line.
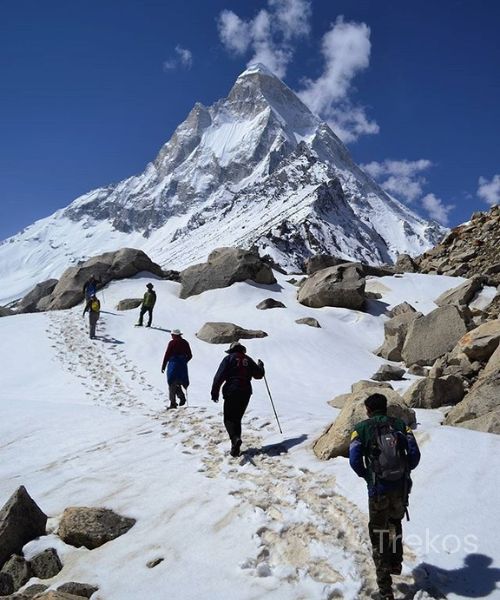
left=212, top=397, right=219, bottom=403
left=161, top=369, right=165, bottom=374
left=258, top=359, right=264, bottom=368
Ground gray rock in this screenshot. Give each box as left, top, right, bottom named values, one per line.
left=15, top=280, right=58, bottom=313
left=295, top=317, right=321, bottom=328
left=56, top=583, right=99, bottom=598
left=44, top=248, right=164, bottom=311
left=32, top=592, right=84, bottom=600
left=408, top=364, right=428, bottom=376
left=0, top=571, right=14, bottom=595
left=314, top=389, right=416, bottom=459
left=453, top=319, right=500, bottom=362
left=395, top=253, right=419, bottom=273
left=20, top=584, right=49, bottom=598
left=256, top=298, right=286, bottom=310
left=305, top=254, right=344, bottom=275
left=435, top=276, right=485, bottom=307
left=371, top=364, right=406, bottom=381
left=29, top=548, right=62, bottom=579
left=0, top=487, right=47, bottom=569
left=179, top=248, right=276, bottom=299
left=350, top=381, right=393, bottom=393
left=196, top=322, right=268, bottom=344
left=297, top=264, right=365, bottom=310
left=58, top=507, right=135, bottom=550
left=0, top=306, right=16, bottom=318
left=116, top=298, right=142, bottom=311
left=483, top=343, right=500, bottom=377
left=401, top=305, right=469, bottom=366
left=453, top=409, right=500, bottom=434
left=445, top=371, right=500, bottom=427
left=0, top=555, right=31, bottom=592
left=386, top=302, right=417, bottom=318
left=376, top=311, right=422, bottom=362
left=146, top=558, right=164, bottom=568
left=403, top=376, right=464, bottom=409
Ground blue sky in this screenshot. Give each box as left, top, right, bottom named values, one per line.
left=1, top=0, right=499, bottom=240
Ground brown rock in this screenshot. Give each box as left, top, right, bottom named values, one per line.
left=58, top=507, right=135, bottom=550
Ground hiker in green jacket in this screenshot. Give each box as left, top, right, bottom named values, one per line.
left=137, top=283, right=157, bottom=327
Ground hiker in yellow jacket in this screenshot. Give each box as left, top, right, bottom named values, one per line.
left=83, top=294, right=101, bottom=339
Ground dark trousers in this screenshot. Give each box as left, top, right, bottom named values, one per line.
left=138, top=306, right=153, bottom=326
left=89, top=312, right=99, bottom=338
left=368, top=489, right=405, bottom=595
left=169, top=382, right=186, bottom=406
left=223, top=390, right=251, bottom=443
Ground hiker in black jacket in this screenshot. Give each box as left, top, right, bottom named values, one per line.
left=211, top=342, right=264, bottom=457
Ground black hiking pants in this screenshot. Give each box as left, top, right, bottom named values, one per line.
left=368, top=489, right=405, bottom=595
left=138, top=306, right=153, bottom=327
left=223, top=390, right=251, bottom=443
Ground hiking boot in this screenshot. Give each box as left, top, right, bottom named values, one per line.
left=146, top=324, right=151, bottom=328
left=136, top=323, right=143, bottom=327
left=179, top=398, right=186, bottom=406
left=372, top=592, right=394, bottom=600
left=167, top=403, right=178, bottom=410
left=230, top=438, right=242, bottom=457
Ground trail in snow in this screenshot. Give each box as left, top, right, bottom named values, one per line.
left=47, top=308, right=428, bottom=600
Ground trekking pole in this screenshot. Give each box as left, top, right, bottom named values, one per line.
left=263, top=374, right=282, bottom=434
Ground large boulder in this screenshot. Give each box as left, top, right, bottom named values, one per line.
left=56, top=582, right=99, bottom=598
left=116, top=298, right=142, bottom=311
left=33, top=592, right=84, bottom=600
left=444, top=368, right=500, bottom=428
left=305, top=254, right=344, bottom=275
left=453, top=319, right=500, bottom=363
left=401, top=305, right=469, bottom=366
left=297, top=264, right=365, bottom=310
left=0, top=306, right=15, bottom=317
left=435, top=276, right=485, bottom=308
left=0, top=487, right=47, bottom=570
left=196, top=322, right=268, bottom=344
left=403, top=376, right=465, bottom=409
left=58, top=507, right=135, bottom=550
left=376, top=311, right=422, bottom=361
left=179, top=248, right=276, bottom=299
left=15, top=279, right=58, bottom=313
left=453, top=409, right=500, bottom=434
left=329, top=381, right=392, bottom=409
left=314, top=388, right=416, bottom=459
left=43, top=248, right=165, bottom=310
left=394, top=253, right=419, bottom=274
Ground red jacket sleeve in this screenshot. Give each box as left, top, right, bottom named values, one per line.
left=161, top=341, right=174, bottom=371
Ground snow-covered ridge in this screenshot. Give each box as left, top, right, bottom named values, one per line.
left=0, top=65, right=445, bottom=304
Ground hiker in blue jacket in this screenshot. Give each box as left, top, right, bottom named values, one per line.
left=349, top=393, right=420, bottom=600
left=211, top=342, right=264, bottom=457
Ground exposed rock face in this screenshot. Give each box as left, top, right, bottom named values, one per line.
left=401, top=305, right=470, bottom=366
left=179, top=248, right=276, bottom=299
left=256, top=298, right=286, bottom=310
left=305, top=254, right=344, bottom=275
left=452, top=410, right=500, bottom=434
left=0, top=487, right=47, bottom=569
left=395, top=253, right=418, bottom=273
left=376, top=311, right=422, bottom=362
left=15, top=279, right=58, bottom=313
left=314, top=388, right=416, bottom=459
left=0, top=306, right=15, bottom=317
left=435, top=276, right=486, bottom=308
left=403, top=376, right=464, bottom=409
left=56, top=582, right=99, bottom=598
left=116, top=298, right=142, bottom=311
left=196, top=322, right=268, bottom=344
left=58, top=507, right=135, bottom=550
left=444, top=370, right=500, bottom=428
left=371, top=364, right=406, bottom=381
left=29, top=548, right=62, bottom=579
left=297, top=264, right=365, bottom=310
left=43, top=249, right=165, bottom=311
left=417, top=205, right=500, bottom=281
left=454, top=320, right=500, bottom=362
left=0, top=570, right=14, bottom=595
left=295, top=317, right=321, bottom=328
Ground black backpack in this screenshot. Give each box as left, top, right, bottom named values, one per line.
left=367, top=418, right=408, bottom=482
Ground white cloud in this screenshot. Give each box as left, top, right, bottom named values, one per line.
left=421, top=193, right=455, bottom=225
left=361, top=159, right=433, bottom=203
left=217, top=0, right=311, bottom=78
left=297, top=17, right=378, bottom=142
left=163, top=45, right=193, bottom=71
left=477, top=174, right=500, bottom=206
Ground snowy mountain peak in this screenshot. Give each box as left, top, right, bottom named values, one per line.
left=0, top=67, right=446, bottom=304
